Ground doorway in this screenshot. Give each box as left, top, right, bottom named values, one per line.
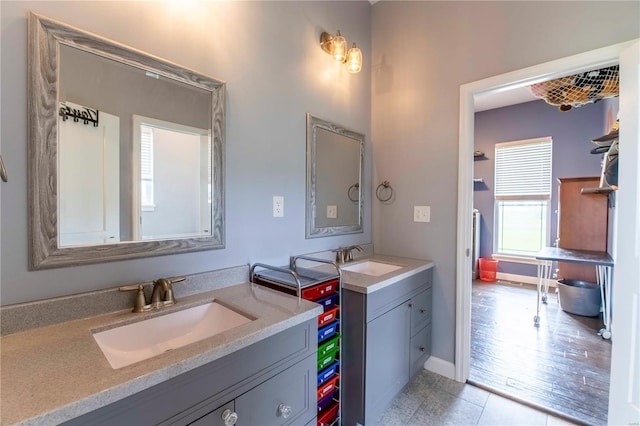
left=468, top=97, right=613, bottom=423
left=455, top=40, right=640, bottom=425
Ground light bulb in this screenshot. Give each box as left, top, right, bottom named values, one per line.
left=332, top=31, right=347, bottom=62
left=346, top=43, right=362, bottom=74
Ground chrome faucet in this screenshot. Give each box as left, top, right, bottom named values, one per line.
left=334, top=245, right=363, bottom=264
left=119, top=277, right=185, bottom=313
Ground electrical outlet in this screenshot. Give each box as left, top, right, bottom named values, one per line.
left=273, top=196, right=284, bottom=217
left=327, top=205, right=338, bottom=219
left=414, top=206, right=430, bottom=222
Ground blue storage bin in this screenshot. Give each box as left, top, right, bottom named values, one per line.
left=316, top=293, right=339, bottom=311
left=317, top=360, right=339, bottom=386
left=318, top=319, right=339, bottom=343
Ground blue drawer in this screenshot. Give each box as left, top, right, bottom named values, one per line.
left=316, top=293, right=339, bottom=311
left=317, top=360, right=340, bottom=386
left=318, top=319, right=339, bottom=343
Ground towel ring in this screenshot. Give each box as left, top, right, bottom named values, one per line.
left=348, top=183, right=359, bottom=202
left=376, top=181, right=394, bottom=202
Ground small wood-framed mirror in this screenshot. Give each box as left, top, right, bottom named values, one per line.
left=306, top=113, right=364, bottom=238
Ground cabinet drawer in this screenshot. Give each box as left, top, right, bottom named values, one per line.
left=366, top=268, right=432, bottom=322
left=410, top=288, right=432, bottom=336
left=410, top=325, right=431, bottom=378
left=236, top=354, right=316, bottom=426
left=318, top=306, right=339, bottom=327
left=302, top=280, right=339, bottom=301
left=318, top=334, right=340, bottom=359
left=189, top=401, right=234, bottom=426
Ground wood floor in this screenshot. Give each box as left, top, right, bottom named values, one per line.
left=469, top=280, right=611, bottom=426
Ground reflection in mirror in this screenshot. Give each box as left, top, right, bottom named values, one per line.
left=131, top=116, right=211, bottom=241
left=29, top=13, right=225, bottom=269
left=306, top=114, right=364, bottom=238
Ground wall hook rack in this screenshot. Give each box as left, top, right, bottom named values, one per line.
left=58, top=102, right=99, bottom=127
left=376, top=181, right=394, bottom=202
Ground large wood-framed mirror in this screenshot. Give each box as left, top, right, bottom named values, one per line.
left=28, top=13, right=225, bottom=269
left=306, top=113, right=364, bottom=238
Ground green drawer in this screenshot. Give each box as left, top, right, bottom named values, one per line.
left=318, top=334, right=340, bottom=359
left=317, top=346, right=339, bottom=371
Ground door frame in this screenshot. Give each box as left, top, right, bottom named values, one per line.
left=455, top=39, right=639, bottom=383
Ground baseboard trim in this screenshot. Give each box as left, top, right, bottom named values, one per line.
left=496, top=272, right=557, bottom=287
left=424, top=356, right=456, bottom=381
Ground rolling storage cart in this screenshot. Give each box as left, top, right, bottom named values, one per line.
left=251, top=257, right=342, bottom=426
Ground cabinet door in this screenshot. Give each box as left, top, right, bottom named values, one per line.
left=365, top=301, right=411, bottom=424
left=189, top=402, right=235, bottom=426
left=235, top=354, right=315, bottom=426
left=410, top=288, right=432, bottom=336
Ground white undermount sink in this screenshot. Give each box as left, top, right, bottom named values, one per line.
left=341, top=260, right=403, bottom=276
left=93, top=301, right=253, bottom=369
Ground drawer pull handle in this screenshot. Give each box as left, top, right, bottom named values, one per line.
left=278, top=403, right=293, bottom=419
left=420, top=346, right=425, bottom=352
left=420, top=309, right=425, bottom=314
left=221, top=408, right=238, bottom=426
left=408, top=303, right=413, bottom=308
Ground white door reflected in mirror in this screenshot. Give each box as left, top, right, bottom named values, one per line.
left=58, top=102, right=120, bottom=247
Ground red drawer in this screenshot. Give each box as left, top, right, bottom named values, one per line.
left=302, top=279, right=339, bottom=301
left=318, top=306, right=339, bottom=327
left=317, top=401, right=339, bottom=426
left=317, top=373, right=339, bottom=400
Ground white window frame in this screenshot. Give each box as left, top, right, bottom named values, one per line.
left=493, top=136, right=552, bottom=260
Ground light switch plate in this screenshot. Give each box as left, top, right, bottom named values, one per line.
left=327, top=205, right=338, bottom=219
left=273, top=196, right=284, bottom=217
left=414, top=206, right=430, bottom=222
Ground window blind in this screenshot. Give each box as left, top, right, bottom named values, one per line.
left=141, top=125, right=153, bottom=181
left=494, top=137, right=552, bottom=200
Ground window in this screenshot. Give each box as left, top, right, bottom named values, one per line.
left=140, top=124, right=155, bottom=211
left=494, top=137, right=552, bottom=257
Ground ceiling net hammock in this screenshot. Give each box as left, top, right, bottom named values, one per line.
left=530, top=65, right=619, bottom=111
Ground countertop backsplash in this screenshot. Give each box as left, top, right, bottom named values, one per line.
left=0, top=265, right=249, bottom=337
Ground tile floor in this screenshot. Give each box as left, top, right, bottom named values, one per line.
left=378, top=369, right=577, bottom=425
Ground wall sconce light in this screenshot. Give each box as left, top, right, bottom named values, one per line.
left=320, top=30, right=362, bottom=74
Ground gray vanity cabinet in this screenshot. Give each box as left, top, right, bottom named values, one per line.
left=365, top=301, right=412, bottom=417
left=64, top=320, right=317, bottom=426
left=188, top=354, right=315, bottom=426
left=343, top=267, right=433, bottom=425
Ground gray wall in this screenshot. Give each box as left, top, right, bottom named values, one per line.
left=474, top=99, right=607, bottom=277
left=1, top=1, right=371, bottom=305
left=371, top=1, right=639, bottom=364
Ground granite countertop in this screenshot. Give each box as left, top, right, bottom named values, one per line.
left=339, top=254, right=434, bottom=294
left=0, top=283, right=322, bottom=426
